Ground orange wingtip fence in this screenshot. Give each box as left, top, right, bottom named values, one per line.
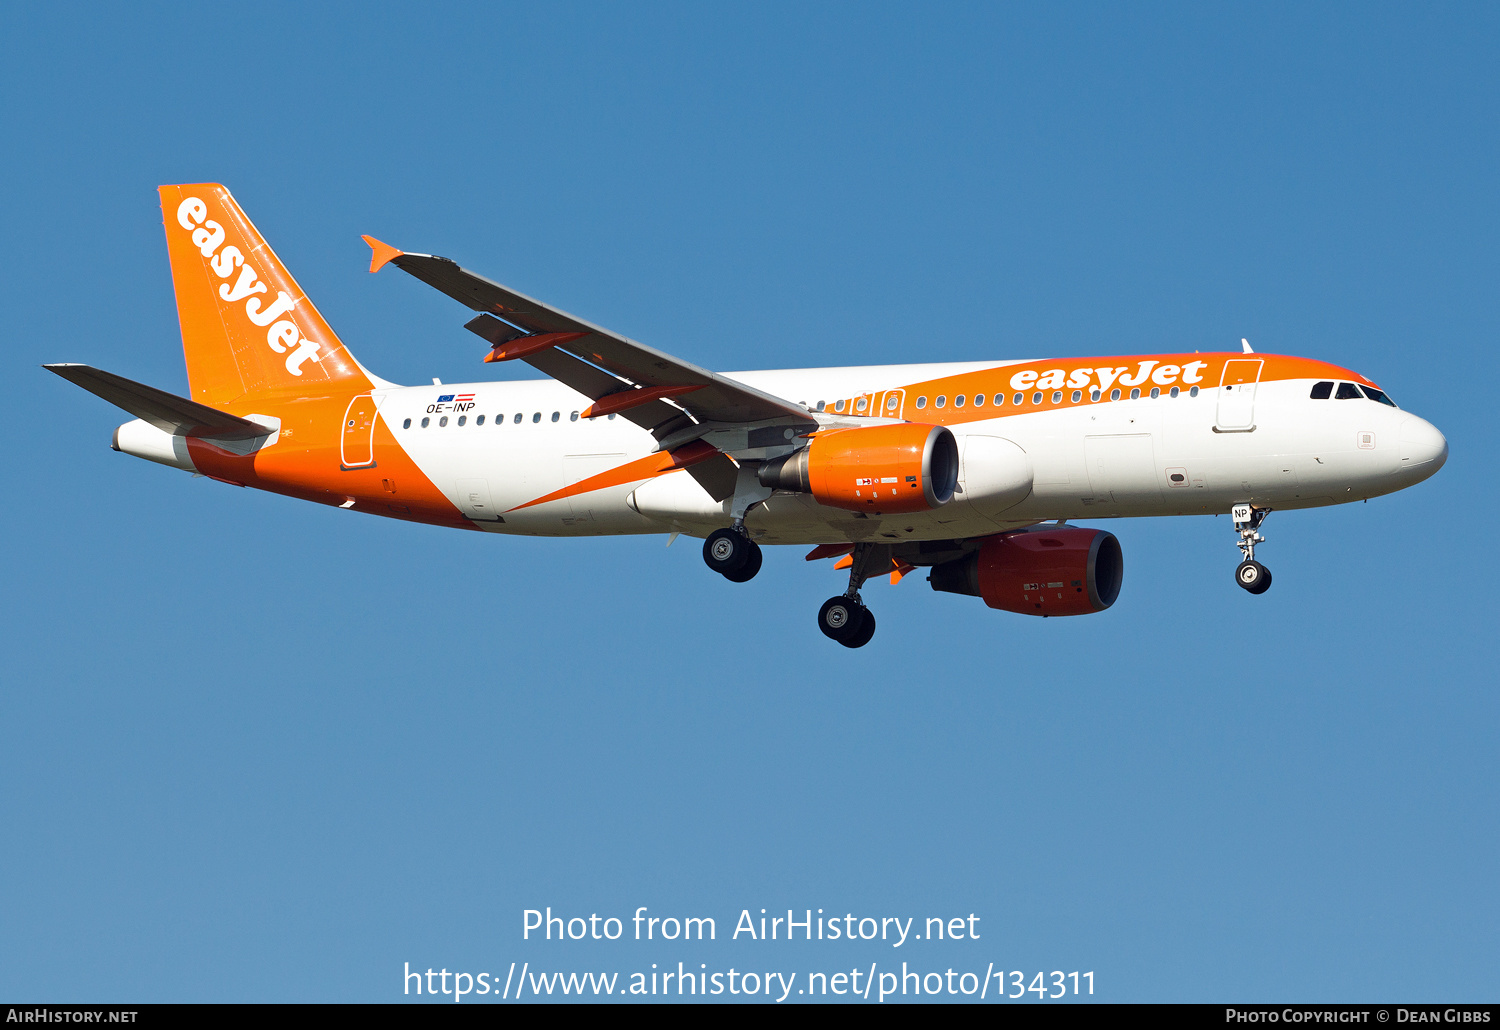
left=361, top=235, right=404, bottom=274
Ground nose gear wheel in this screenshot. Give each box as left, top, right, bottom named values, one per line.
left=1231, top=504, right=1273, bottom=594
left=1235, top=559, right=1272, bottom=594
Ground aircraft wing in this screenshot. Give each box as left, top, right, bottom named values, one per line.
left=44, top=363, right=273, bottom=440
left=364, top=238, right=817, bottom=438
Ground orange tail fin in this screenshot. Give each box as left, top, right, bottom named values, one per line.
left=158, top=184, right=373, bottom=408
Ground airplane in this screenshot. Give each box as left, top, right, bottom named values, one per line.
left=48, top=184, right=1448, bottom=647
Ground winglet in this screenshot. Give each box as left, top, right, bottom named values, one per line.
left=1242, top=338, right=1254, bottom=354
left=362, top=235, right=404, bottom=274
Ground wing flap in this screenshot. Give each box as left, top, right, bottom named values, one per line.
left=522, top=348, right=691, bottom=436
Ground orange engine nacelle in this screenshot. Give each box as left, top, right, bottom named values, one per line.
left=929, top=528, right=1123, bottom=616
left=757, top=423, right=959, bottom=514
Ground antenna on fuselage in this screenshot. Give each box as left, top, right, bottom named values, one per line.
left=1242, top=338, right=1254, bottom=353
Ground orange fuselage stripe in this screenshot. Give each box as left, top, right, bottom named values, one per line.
left=505, top=439, right=720, bottom=513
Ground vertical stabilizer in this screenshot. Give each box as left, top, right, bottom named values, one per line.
left=158, top=184, right=372, bottom=408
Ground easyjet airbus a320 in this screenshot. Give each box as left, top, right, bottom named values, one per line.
left=50, top=185, right=1448, bottom=646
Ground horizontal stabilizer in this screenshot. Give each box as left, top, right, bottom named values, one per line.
left=44, top=363, right=273, bottom=440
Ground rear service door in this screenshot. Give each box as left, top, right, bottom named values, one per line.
left=456, top=478, right=499, bottom=520
left=341, top=394, right=378, bottom=469
left=1216, top=360, right=1263, bottom=431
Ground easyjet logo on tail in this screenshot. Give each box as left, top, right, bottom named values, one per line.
left=176, top=197, right=323, bottom=376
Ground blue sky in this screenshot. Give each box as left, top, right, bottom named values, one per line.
left=2, top=2, right=1495, bottom=1003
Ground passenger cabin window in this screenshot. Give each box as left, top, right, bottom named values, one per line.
left=835, top=399, right=846, bottom=413
left=1091, top=390, right=1101, bottom=402
left=1072, top=390, right=1082, bottom=402
left=952, top=394, right=964, bottom=407
left=513, top=413, right=522, bottom=424
left=476, top=415, right=485, bottom=425
left=570, top=411, right=579, bottom=421
left=1051, top=391, right=1062, bottom=403
left=1189, top=386, right=1199, bottom=397
left=402, top=418, right=411, bottom=429
left=993, top=394, right=1004, bottom=406
left=421, top=417, right=430, bottom=428
left=936, top=396, right=947, bottom=408
left=1310, top=381, right=1334, bottom=399
left=973, top=394, right=984, bottom=407
left=457, top=415, right=466, bottom=426
left=1335, top=382, right=1362, bottom=400
left=915, top=396, right=927, bottom=409
left=1129, top=388, right=1140, bottom=400
left=439, top=416, right=448, bottom=427
left=1032, top=392, right=1042, bottom=405
left=551, top=411, right=560, bottom=422
left=1013, top=393, right=1023, bottom=406
left=1111, top=389, right=1121, bottom=401
left=1169, top=386, right=1179, bottom=398
left=1361, top=386, right=1397, bottom=407
left=532, top=412, right=541, bottom=423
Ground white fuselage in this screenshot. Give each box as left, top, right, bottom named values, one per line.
left=375, top=361, right=1445, bottom=545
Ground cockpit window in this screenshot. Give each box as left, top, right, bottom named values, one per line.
left=1310, top=381, right=1333, bottom=399
left=1360, top=385, right=1397, bottom=407
left=1335, top=382, right=1363, bottom=400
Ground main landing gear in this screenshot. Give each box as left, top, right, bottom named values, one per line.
left=1232, top=503, right=1273, bottom=595
left=818, top=542, right=879, bottom=648
left=703, top=525, right=762, bottom=582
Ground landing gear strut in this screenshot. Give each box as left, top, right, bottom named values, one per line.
left=1232, top=503, right=1272, bottom=595
left=703, top=524, right=762, bottom=582
left=817, top=542, right=879, bottom=647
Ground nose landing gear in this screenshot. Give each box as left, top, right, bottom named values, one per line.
left=817, top=542, right=879, bottom=647
left=1232, top=504, right=1273, bottom=594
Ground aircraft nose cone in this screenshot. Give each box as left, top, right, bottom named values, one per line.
left=1399, top=416, right=1448, bottom=475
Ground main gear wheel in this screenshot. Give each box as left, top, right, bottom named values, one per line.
left=818, top=595, right=875, bottom=647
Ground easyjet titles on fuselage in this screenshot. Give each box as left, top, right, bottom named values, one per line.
left=1008, top=360, right=1210, bottom=394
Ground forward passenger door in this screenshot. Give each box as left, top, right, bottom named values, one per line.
left=1215, top=360, right=1262, bottom=431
